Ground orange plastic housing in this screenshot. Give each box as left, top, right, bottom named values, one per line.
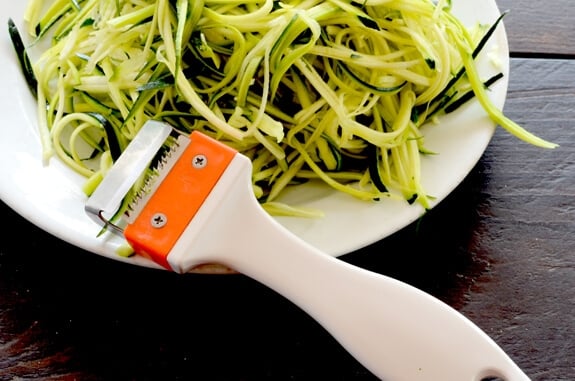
left=124, top=131, right=236, bottom=270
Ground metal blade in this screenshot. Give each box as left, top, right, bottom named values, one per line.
left=85, top=120, right=172, bottom=228
left=124, top=134, right=190, bottom=224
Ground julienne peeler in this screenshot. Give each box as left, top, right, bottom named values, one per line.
left=85, top=120, right=530, bottom=381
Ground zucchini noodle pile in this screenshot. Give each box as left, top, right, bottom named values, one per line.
left=21, top=0, right=556, bottom=216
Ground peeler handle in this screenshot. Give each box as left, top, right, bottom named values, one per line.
left=169, top=155, right=531, bottom=381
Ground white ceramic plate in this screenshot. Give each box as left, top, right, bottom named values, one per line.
left=0, top=0, right=508, bottom=272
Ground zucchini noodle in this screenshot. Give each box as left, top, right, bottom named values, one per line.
left=21, top=0, right=556, bottom=216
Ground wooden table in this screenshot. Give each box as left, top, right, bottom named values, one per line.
left=1, top=1, right=573, bottom=380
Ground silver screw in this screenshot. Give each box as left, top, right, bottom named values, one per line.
left=192, top=154, right=207, bottom=169
left=150, top=212, right=168, bottom=228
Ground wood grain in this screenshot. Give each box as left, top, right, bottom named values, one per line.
left=497, top=0, right=575, bottom=57
left=1, top=1, right=574, bottom=380
left=461, top=57, right=575, bottom=380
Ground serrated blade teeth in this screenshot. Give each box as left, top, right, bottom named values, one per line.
left=123, top=134, right=191, bottom=224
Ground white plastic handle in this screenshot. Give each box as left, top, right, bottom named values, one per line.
left=167, top=154, right=531, bottom=381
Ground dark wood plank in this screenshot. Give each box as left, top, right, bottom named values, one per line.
left=497, top=0, right=575, bottom=56
left=459, top=57, right=575, bottom=380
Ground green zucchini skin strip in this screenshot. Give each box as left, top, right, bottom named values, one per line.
left=8, top=18, right=38, bottom=98
left=87, top=112, right=123, bottom=161
left=15, top=0, right=557, bottom=215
